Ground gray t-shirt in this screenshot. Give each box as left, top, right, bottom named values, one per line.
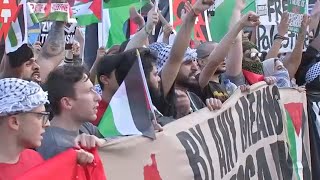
left=37, top=122, right=102, bottom=160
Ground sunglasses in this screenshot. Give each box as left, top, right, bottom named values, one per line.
left=245, top=52, right=262, bottom=60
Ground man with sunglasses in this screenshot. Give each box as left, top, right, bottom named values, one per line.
left=241, top=39, right=264, bottom=75
left=233, top=38, right=277, bottom=85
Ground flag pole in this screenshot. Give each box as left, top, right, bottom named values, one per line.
left=135, top=49, right=157, bottom=122
left=139, top=0, right=142, bottom=18
left=152, top=0, right=159, bottom=35
left=101, top=0, right=105, bottom=48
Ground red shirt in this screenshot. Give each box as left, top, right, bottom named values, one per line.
left=93, top=100, right=109, bottom=126
left=0, top=149, right=44, bottom=180
left=15, top=149, right=106, bottom=180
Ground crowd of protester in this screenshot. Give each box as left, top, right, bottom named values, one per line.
left=0, top=0, right=320, bottom=179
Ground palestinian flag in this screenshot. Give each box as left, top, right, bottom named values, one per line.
left=74, top=0, right=147, bottom=46
left=104, top=0, right=149, bottom=8
left=72, top=0, right=102, bottom=26
left=5, top=0, right=39, bottom=53
left=0, top=0, right=20, bottom=40
left=284, top=103, right=310, bottom=179
left=27, top=1, right=72, bottom=22
left=99, top=0, right=147, bottom=47
left=98, top=50, right=156, bottom=139
left=73, top=0, right=144, bottom=26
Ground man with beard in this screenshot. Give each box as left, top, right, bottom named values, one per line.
left=136, top=48, right=174, bottom=125
left=150, top=44, right=195, bottom=110
left=172, top=48, right=207, bottom=119
left=149, top=43, right=222, bottom=119
left=146, top=0, right=221, bottom=119
left=117, top=47, right=204, bottom=124
left=0, top=20, right=65, bottom=84
left=0, top=44, right=41, bottom=83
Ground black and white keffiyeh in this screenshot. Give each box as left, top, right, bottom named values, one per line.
left=148, top=42, right=198, bottom=72
left=306, top=62, right=320, bottom=84
left=0, top=78, right=48, bottom=116
left=148, top=42, right=167, bottom=53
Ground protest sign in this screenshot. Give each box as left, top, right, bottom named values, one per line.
left=38, top=22, right=76, bottom=50
left=257, top=24, right=309, bottom=53
left=99, top=84, right=311, bottom=180
left=288, top=0, right=308, bottom=33
left=27, top=2, right=73, bottom=23
left=256, top=0, right=287, bottom=25
left=256, top=0, right=309, bottom=52
left=169, top=0, right=212, bottom=42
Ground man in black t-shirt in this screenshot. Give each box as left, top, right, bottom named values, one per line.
left=196, top=42, right=230, bottom=103
left=194, top=10, right=262, bottom=104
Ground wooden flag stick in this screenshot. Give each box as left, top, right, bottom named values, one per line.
left=152, top=0, right=159, bottom=35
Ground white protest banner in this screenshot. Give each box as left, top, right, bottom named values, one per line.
left=99, top=84, right=311, bottom=180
